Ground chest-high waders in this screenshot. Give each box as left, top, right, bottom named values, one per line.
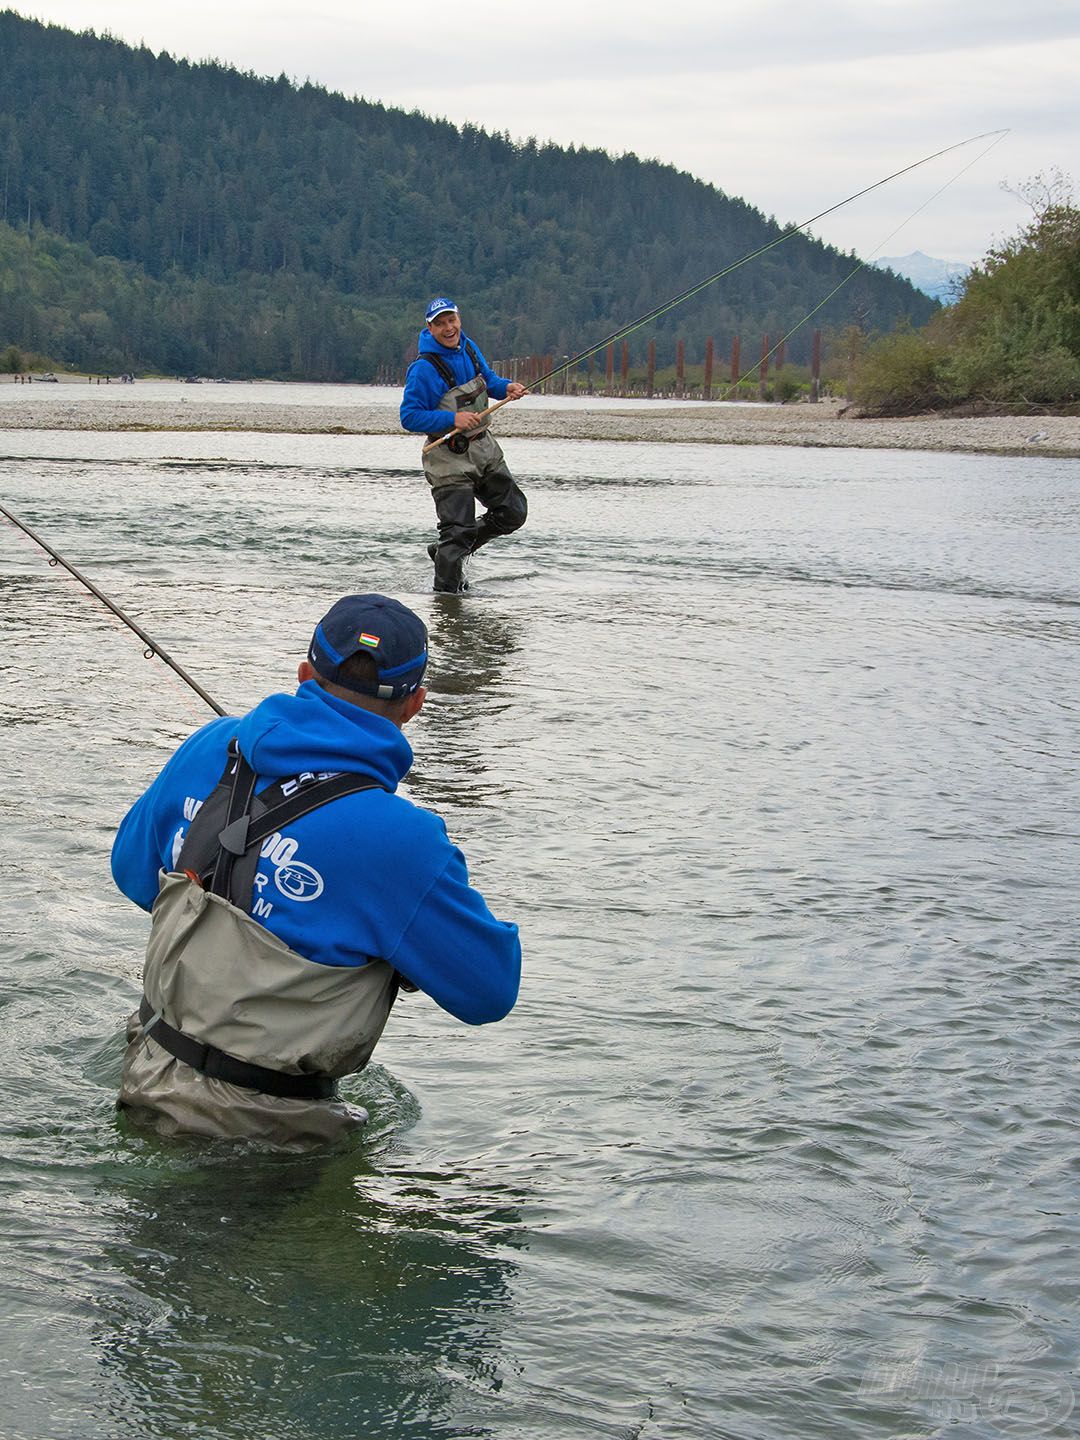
left=417, top=342, right=527, bottom=593
left=118, top=741, right=401, bottom=1148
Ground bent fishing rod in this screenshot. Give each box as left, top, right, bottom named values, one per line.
left=719, top=129, right=1011, bottom=400
left=0, top=501, right=226, bottom=715
left=423, top=127, right=1009, bottom=455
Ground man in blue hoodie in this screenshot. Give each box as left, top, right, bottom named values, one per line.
left=400, top=297, right=528, bottom=594
left=112, top=593, right=521, bottom=1148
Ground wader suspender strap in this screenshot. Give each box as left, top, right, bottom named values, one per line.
left=420, top=351, right=455, bottom=389
left=209, top=743, right=258, bottom=899
left=207, top=744, right=385, bottom=911
left=421, top=341, right=484, bottom=445
left=144, top=741, right=388, bottom=1101
left=179, top=740, right=386, bottom=912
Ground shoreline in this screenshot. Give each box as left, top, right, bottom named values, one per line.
left=1, top=384, right=1079, bottom=457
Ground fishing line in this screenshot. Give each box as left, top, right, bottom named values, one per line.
left=423, top=127, right=1009, bottom=452
left=718, top=128, right=1010, bottom=399
left=0, top=501, right=226, bottom=716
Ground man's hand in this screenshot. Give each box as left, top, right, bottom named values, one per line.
left=505, top=382, right=527, bottom=401
left=453, top=411, right=482, bottom=431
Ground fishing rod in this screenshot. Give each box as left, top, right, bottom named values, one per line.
left=0, top=501, right=226, bottom=716
left=423, top=127, right=1009, bottom=454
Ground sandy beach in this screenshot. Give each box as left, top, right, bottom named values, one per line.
left=2, top=378, right=1079, bottom=457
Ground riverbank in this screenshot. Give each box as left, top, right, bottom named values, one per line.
left=2, top=380, right=1079, bottom=457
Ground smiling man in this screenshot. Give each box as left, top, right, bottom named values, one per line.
left=111, top=593, right=521, bottom=1147
left=400, top=297, right=528, bottom=594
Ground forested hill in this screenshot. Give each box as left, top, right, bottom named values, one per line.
left=0, top=10, right=937, bottom=381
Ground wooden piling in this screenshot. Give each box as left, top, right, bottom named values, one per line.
left=620, top=340, right=629, bottom=397
left=647, top=339, right=655, bottom=398
left=758, top=334, right=769, bottom=400
left=811, top=329, right=821, bottom=402
left=676, top=338, right=685, bottom=398
left=605, top=343, right=614, bottom=397
left=730, top=334, right=741, bottom=391
left=703, top=336, right=714, bottom=401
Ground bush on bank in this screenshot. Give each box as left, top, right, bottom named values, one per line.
left=853, top=187, right=1080, bottom=415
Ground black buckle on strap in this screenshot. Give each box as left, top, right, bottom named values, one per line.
left=138, top=997, right=335, bottom=1101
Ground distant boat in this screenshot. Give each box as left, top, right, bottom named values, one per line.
left=36, top=372, right=59, bottom=383
left=184, top=376, right=202, bottom=384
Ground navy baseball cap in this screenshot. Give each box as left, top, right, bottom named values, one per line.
left=425, top=296, right=458, bottom=324
left=308, top=594, right=428, bottom=701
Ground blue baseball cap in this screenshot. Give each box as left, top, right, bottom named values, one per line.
left=308, top=594, right=428, bottom=701
left=425, top=296, right=458, bottom=324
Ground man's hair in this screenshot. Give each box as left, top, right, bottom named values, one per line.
left=312, top=651, right=410, bottom=720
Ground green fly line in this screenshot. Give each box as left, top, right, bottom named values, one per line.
left=717, top=128, right=1010, bottom=399
left=423, top=127, right=1010, bottom=451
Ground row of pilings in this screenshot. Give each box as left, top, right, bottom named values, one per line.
left=497, top=330, right=826, bottom=399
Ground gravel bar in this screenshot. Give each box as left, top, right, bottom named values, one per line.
left=2, top=388, right=1078, bottom=457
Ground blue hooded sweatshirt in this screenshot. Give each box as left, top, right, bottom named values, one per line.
left=399, top=329, right=510, bottom=436
left=111, top=682, right=520, bottom=1025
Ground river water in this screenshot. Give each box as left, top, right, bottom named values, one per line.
left=1, top=412, right=1078, bottom=1440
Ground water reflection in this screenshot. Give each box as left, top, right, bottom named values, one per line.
left=426, top=595, right=521, bottom=698
left=93, top=1142, right=522, bottom=1440
left=412, top=599, right=523, bottom=814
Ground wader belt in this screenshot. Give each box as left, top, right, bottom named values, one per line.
left=145, top=742, right=390, bottom=1099
left=138, top=995, right=336, bottom=1100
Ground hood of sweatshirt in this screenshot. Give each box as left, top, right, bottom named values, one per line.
left=233, top=680, right=413, bottom=790
left=414, top=327, right=482, bottom=387
left=417, top=327, right=462, bottom=358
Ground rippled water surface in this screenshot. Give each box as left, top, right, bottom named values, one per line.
left=1, top=424, right=1078, bottom=1440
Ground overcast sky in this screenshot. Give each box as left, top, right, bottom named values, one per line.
left=8, top=1, right=1078, bottom=264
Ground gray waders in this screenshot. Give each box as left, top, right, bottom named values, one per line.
left=119, top=743, right=399, bottom=1149
left=419, top=347, right=527, bottom=593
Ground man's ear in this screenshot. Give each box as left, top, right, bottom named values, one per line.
left=297, top=660, right=316, bottom=684
left=400, top=686, right=426, bottom=725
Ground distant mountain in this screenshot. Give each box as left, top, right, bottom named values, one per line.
left=872, top=252, right=970, bottom=305
left=0, top=11, right=938, bottom=380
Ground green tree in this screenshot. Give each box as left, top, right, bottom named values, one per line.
left=0, top=9, right=937, bottom=381
left=854, top=174, right=1080, bottom=414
